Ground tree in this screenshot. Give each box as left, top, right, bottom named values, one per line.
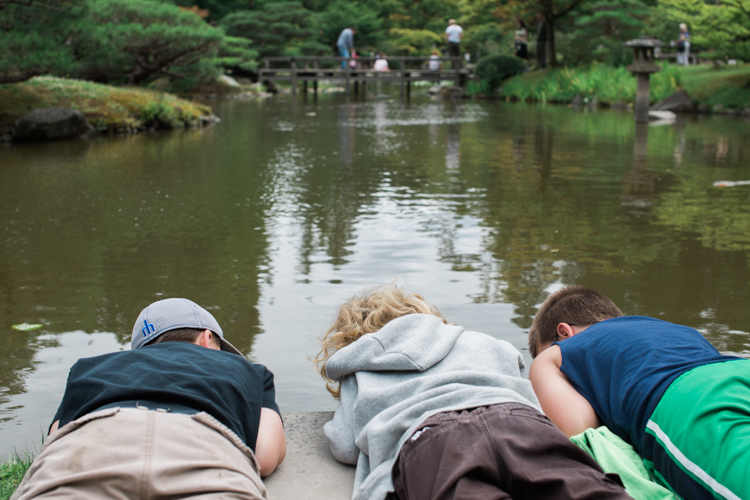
left=562, top=0, right=650, bottom=66
left=498, top=0, right=592, bottom=67
left=659, top=0, right=750, bottom=61
left=77, top=0, right=223, bottom=84
left=221, top=1, right=328, bottom=61
left=315, top=0, right=384, bottom=51
left=0, top=0, right=86, bottom=83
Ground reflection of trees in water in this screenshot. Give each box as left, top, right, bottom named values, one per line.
left=0, top=121, right=276, bottom=400
left=293, top=102, right=382, bottom=271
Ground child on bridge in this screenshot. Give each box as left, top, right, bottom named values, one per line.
left=528, top=285, right=749, bottom=500
left=315, top=283, right=630, bottom=500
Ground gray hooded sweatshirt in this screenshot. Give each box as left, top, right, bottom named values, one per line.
left=324, top=314, right=541, bottom=500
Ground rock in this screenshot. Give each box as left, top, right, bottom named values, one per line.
left=587, top=96, right=598, bottom=109
left=13, top=108, right=95, bottom=141
left=440, top=86, right=463, bottom=99
left=697, top=104, right=710, bottom=113
left=428, top=85, right=443, bottom=95
left=218, top=75, right=241, bottom=87
left=263, top=79, right=279, bottom=93
left=571, top=94, right=583, bottom=107
left=149, top=77, right=171, bottom=90
left=648, top=110, right=676, bottom=121
left=651, top=89, right=696, bottom=112
left=743, top=108, right=750, bottom=117
left=712, top=104, right=724, bottom=113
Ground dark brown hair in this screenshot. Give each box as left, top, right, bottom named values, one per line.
left=150, top=328, right=221, bottom=349
left=528, top=285, right=622, bottom=358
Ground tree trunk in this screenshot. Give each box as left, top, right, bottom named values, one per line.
left=547, top=16, right=557, bottom=67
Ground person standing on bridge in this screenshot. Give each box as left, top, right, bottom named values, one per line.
left=337, top=26, right=357, bottom=69
left=445, top=19, right=463, bottom=69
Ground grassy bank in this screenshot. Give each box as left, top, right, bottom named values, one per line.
left=0, top=451, right=33, bottom=500
left=0, top=77, right=216, bottom=133
left=497, top=63, right=750, bottom=110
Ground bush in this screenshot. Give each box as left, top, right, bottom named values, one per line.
left=475, top=54, right=527, bottom=91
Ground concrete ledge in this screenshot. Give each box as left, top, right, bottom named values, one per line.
left=265, top=412, right=355, bottom=499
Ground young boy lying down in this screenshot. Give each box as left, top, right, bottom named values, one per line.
left=315, top=283, right=630, bottom=500
left=529, top=285, right=749, bottom=500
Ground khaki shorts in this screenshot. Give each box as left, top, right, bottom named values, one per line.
left=12, top=407, right=267, bottom=500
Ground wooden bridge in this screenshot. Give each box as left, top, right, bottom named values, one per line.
left=258, top=56, right=473, bottom=98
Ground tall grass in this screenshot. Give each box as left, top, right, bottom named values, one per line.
left=0, top=451, right=34, bottom=500
left=498, top=63, right=683, bottom=105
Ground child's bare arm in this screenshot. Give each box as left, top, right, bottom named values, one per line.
left=529, top=345, right=601, bottom=437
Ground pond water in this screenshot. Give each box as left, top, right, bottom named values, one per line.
left=2, top=89, right=750, bottom=457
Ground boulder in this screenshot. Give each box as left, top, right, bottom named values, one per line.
left=587, top=96, right=598, bottom=109
left=648, top=110, right=676, bottom=121
left=650, top=89, right=696, bottom=112
left=218, top=75, right=241, bottom=87
left=571, top=94, right=583, bottom=107
left=712, top=104, right=724, bottom=113
left=13, top=108, right=95, bottom=141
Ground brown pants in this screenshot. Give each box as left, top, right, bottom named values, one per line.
left=11, top=407, right=267, bottom=500
left=391, top=403, right=632, bottom=500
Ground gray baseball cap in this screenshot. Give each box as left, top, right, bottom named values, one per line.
left=131, top=298, right=242, bottom=356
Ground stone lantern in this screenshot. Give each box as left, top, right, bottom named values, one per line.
left=623, top=36, right=665, bottom=123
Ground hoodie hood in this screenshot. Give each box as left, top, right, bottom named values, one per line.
left=326, top=314, right=463, bottom=381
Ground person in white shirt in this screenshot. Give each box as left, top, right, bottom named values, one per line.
left=373, top=53, right=389, bottom=72
left=445, top=19, right=463, bottom=68
left=428, top=50, right=442, bottom=72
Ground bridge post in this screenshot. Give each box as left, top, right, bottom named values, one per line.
left=345, top=61, right=350, bottom=94
left=400, top=61, right=405, bottom=98
left=291, top=59, right=297, bottom=96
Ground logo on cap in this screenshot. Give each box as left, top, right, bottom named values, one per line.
left=142, top=319, right=155, bottom=337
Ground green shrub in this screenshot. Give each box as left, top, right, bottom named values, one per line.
left=475, top=55, right=527, bottom=91
left=1, top=450, right=34, bottom=500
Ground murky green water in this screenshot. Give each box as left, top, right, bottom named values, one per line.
left=2, top=90, right=750, bottom=456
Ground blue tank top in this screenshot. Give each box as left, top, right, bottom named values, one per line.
left=556, top=316, right=733, bottom=453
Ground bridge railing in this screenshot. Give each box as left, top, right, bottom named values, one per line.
left=258, top=56, right=468, bottom=95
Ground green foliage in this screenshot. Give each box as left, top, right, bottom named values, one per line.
left=315, top=0, right=384, bottom=51
left=78, top=0, right=223, bottom=84
left=170, top=0, right=250, bottom=21
left=213, top=36, right=259, bottom=75
left=475, top=54, right=526, bottom=90
left=386, top=28, right=443, bottom=56
left=0, top=450, right=34, bottom=500
left=463, top=23, right=513, bottom=60
left=558, top=0, right=649, bottom=66
left=659, top=0, right=750, bottom=61
left=498, top=63, right=682, bottom=104
left=221, top=2, right=327, bottom=59
left=0, top=0, right=87, bottom=83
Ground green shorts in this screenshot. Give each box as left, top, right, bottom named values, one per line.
left=642, top=359, right=750, bottom=500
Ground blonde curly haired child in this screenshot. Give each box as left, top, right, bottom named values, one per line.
left=314, top=283, right=630, bottom=500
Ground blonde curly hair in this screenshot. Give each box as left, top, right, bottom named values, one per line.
left=313, top=283, right=447, bottom=399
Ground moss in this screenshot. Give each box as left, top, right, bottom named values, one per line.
left=0, top=77, right=215, bottom=131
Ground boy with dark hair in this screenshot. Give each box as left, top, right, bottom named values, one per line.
left=529, top=285, right=750, bottom=500
left=12, top=298, right=285, bottom=500
left=315, top=283, right=631, bottom=500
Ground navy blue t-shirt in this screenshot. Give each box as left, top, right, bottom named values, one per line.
left=556, top=316, right=735, bottom=453
left=52, top=342, right=279, bottom=451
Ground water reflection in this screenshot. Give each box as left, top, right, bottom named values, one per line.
left=2, top=95, right=750, bottom=457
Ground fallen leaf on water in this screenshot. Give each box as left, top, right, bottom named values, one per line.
left=550, top=249, right=559, bottom=253
left=12, top=323, right=43, bottom=331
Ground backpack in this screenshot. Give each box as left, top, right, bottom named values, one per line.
left=677, top=40, right=685, bottom=53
